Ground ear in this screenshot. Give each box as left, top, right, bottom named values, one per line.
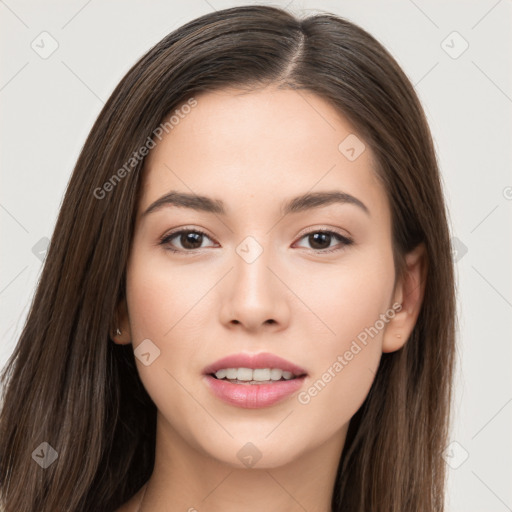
left=382, top=242, right=428, bottom=353
left=110, top=296, right=132, bottom=345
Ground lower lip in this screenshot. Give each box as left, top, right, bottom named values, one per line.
left=203, top=375, right=307, bottom=409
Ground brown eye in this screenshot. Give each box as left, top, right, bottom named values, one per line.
left=295, top=230, right=353, bottom=253
left=160, top=229, right=216, bottom=253
left=177, top=231, right=204, bottom=250
left=308, top=232, right=333, bottom=250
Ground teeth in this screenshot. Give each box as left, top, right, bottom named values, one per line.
left=226, top=368, right=238, bottom=379
left=215, top=369, right=228, bottom=379
left=213, top=367, right=296, bottom=381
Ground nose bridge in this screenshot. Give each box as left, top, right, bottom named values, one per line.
left=220, top=233, right=289, bottom=330
left=234, top=234, right=276, bottom=303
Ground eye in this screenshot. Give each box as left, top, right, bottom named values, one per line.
left=159, top=228, right=217, bottom=253
left=159, top=227, right=353, bottom=255
left=293, top=229, right=353, bottom=253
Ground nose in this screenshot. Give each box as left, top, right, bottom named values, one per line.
left=219, top=243, right=290, bottom=333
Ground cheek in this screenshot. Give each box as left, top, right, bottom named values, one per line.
left=125, top=245, right=211, bottom=341
left=292, top=245, right=394, bottom=413
left=124, top=246, right=212, bottom=422
left=294, top=243, right=395, bottom=348
left=124, top=239, right=223, bottom=375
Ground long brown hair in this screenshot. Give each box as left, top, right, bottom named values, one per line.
left=0, top=5, right=456, bottom=511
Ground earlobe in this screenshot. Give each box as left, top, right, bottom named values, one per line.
left=110, top=297, right=132, bottom=345
left=382, top=242, right=428, bottom=353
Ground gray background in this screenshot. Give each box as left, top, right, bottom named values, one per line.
left=1, top=1, right=511, bottom=510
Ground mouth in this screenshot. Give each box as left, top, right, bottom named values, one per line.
left=208, top=367, right=307, bottom=384
left=202, top=352, right=308, bottom=408
left=202, top=351, right=308, bottom=381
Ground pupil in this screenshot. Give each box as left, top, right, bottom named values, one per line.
left=310, top=232, right=330, bottom=250
left=182, top=232, right=202, bottom=249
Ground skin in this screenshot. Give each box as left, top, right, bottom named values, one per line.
left=113, top=86, right=427, bottom=512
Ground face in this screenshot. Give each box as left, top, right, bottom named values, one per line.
left=117, top=86, right=411, bottom=468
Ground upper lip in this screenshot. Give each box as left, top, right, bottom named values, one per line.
left=203, top=352, right=308, bottom=377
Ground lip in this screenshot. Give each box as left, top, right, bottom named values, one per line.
left=202, top=351, right=308, bottom=377
left=202, top=352, right=308, bottom=409
left=204, top=374, right=307, bottom=409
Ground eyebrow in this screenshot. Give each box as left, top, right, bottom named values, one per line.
left=142, top=190, right=370, bottom=217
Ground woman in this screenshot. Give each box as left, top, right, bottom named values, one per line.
left=0, top=5, right=456, bottom=511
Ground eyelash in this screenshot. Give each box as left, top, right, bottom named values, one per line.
left=159, top=227, right=353, bottom=255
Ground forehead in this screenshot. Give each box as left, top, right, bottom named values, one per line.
left=139, top=87, right=389, bottom=222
